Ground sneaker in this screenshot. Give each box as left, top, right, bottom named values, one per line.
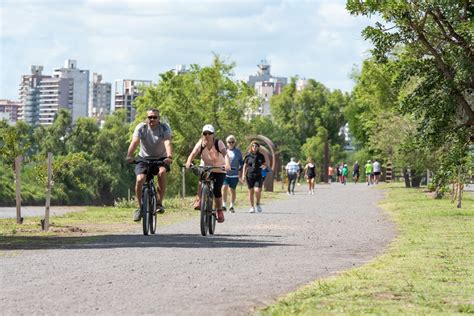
left=287, top=191, right=290, bottom=195
left=222, top=205, right=227, bottom=211
left=156, top=203, right=165, bottom=214
left=133, top=208, right=142, bottom=222
left=217, top=210, right=225, bottom=223
left=229, top=206, right=235, bottom=213
left=249, top=207, right=255, bottom=213
left=256, top=204, right=262, bottom=213
left=291, top=191, right=295, bottom=195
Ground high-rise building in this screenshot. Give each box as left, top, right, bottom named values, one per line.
left=114, top=79, right=152, bottom=122
left=53, top=59, right=89, bottom=122
left=0, top=99, right=21, bottom=123
left=38, top=77, right=73, bottom=125
left=89, top=73, right=111, bottom=121
left=18, top=65, right=49, bottom=125
left=247, top=60, right=287, bottom=89
left=246, top=60, right=288, bottom=119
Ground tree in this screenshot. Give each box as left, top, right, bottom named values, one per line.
left=34, top=109, right=72, bottom=157
left=66, top=117, right=100, bottom=154
left=270, top=78, right=347, bottom=163
left=0, top=120, right=33, bottom=168
left=346, top=0, right=474, bottom=140
left=134, top=55, right=252, bottom=164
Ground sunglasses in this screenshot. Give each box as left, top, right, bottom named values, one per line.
left=202, top=132, right=214, bottom=136
left=227, top=141, right=235, bottom=144
left=147, top=116, right=158, bottom=120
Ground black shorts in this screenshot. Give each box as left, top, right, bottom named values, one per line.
left=209, top=172, right=226, bottom=198
left=374, top=171, right=381, bottom=176
left=246, top=174, right=263, bottom=189
left=135, top=160, right=170, bottom=177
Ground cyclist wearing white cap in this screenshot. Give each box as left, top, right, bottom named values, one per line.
left=185, top=124, right=231, bottom=223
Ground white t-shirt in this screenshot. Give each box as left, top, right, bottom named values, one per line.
left=373, top=161, right=381, bottom=173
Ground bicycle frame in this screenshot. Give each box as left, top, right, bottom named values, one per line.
left=134, top=158, right=166, bottom=235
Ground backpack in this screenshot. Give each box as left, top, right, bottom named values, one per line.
left=200, top=139, right=222, bottom=155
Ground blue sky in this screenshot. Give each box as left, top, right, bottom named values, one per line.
left=0, top=0, right=375, bottom=101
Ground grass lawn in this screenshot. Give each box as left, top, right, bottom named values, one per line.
left=261, top=183, right=474, bottom=315
left=0, top=182, right=286, bottom=248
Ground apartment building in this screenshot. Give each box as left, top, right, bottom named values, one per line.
left=18, top=65, right=49, bottom=125
left=114, top=79, right=152, bottom=122
left=0, top=99, right=21, bottom=123
left=246, top=60, right=288, bottom=119
left=38, top=77, right=73, bottom=125
left=53, top=59, right=89, bottom=122
left=88, top=73, right=111, bottom=121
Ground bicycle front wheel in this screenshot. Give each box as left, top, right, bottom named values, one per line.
left=142, top=188, right=150, bottom=235
left=149, top=195, right=157, bottom=234
left=200, top=185, right=211, bottom=236
left=208, top=211, right=216, bottom=235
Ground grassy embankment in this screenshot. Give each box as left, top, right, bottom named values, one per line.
left=261, top=183, right=474, bottom=314
left=0, top=182, right=286, bottom=247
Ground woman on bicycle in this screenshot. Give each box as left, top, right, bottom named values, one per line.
left=185, top=124, right=231, bottom=223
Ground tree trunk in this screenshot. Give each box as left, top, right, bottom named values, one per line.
left=403, top=168, right=411, bottom=188
left=411, top=170, right=422, bottom=187
left=322, top=139, right=329, bottom=183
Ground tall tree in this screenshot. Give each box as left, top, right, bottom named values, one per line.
left=346, top=0, right=474, bottom=141
left=133, top=55, right=252, bottom=162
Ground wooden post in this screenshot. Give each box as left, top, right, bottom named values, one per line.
left=181, top=166, right=186, bottom=198
left=14, top=156, right=23, bottom=224
left=323, top=139, right=329, bottom=183
left=43, top=152, right=53, bottom=231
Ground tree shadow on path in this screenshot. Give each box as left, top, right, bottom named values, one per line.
left=0, top=233, right=295, bottom=251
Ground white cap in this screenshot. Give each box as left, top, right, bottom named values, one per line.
left=202, top=124, right=215, bottom=133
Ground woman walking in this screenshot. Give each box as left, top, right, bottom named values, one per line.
left=304, top=157, right=316, bottom=194
left=242, top=141, right=268, bottom=213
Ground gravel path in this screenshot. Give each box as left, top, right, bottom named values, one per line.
left=0, top=206, right=86, bottom=219
left=0, top=183, right=396, bottom=315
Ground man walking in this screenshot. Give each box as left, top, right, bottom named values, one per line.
left=285, top=157, right=300, bottom=195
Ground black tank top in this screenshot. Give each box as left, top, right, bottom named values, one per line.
left=307, top=164, right=316, bottom=177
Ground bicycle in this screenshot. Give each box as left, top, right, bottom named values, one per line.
left=131, top=157, right=166, bottom=236
left=187, top=165, right=231, bottom=236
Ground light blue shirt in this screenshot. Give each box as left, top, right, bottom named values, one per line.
left=226, top=148, right=243, bottom=178
left=286, top=161, right=300, bottom=174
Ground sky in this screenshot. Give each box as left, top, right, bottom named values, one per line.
left=0, top=0, right=376, bottom=101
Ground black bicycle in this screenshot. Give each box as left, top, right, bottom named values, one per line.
left=187, top=165, right=230, bottom=236
left=132, top=158, right=166, bottom=235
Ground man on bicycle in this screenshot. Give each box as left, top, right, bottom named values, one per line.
left=126, top=108, right=173, bottom=222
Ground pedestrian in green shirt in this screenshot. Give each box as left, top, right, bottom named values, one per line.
left=365, top=160, right=373, bottom=186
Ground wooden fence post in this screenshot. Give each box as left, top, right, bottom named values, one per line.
left=181, top=166, right=186, bottom=198
left=43, top=152, right=53, bottom=231
left=14, top=156, right=23, bottom=224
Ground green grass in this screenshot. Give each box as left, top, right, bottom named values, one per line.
left=260, top=183, right=474, bottom=315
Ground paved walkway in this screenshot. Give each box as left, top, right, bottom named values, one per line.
left=0, top=183, right=396, bottom=315
left=0, top=206, right=86, bottom=219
